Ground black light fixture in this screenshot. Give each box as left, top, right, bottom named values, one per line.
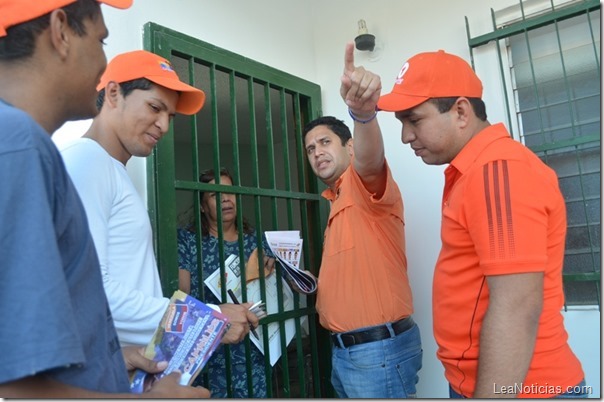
left=354, top=19, right=375, bottom=51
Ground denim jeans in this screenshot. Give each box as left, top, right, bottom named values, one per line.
left=449, top=385, right=466, bottom=398
left=330, top=321, right=422, bottom=398
left=556, top=379, right=589, bottom=398
left=449, top=379, right=589, bottom=398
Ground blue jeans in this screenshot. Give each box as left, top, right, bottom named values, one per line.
left=449, top=385, right=465, bottom=398
left=330, top=321, right=422, bottom=398
left=449, top=379, right=588, bottom=398
left=556, top=379, right=589, bottom=398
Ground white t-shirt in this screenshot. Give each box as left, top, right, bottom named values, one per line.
left=59, top=138, right=168, bottom=347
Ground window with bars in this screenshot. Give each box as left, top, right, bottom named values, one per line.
left=466, top=0, right=601, bottom=307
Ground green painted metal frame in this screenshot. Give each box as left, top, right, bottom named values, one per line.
left=468, top=0, right=600, bottom=48
left=143, top=22, right=333, bottom=397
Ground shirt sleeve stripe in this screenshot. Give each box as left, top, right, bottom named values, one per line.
left=502, top=160, right=516, bottom=257
left=483, top=161, right=516, bottom=260
left=483, top=164, right=496, bottom=259
left=493, top=161, right=506, bottom=259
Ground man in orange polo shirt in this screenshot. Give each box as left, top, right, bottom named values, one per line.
left=377, top=50, right=586, bottom=398
left=301, top=42, right=422, bottom=398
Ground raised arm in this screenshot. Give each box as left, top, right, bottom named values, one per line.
left=340, top=42, right=386, bottom=196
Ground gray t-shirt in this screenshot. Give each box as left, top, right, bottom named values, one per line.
left=0, top=99, right=130, bottom=393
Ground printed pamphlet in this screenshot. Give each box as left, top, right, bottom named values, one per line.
left=265, top=230, right=317, bottom=294
left=130, top=290, right=230, bottom=393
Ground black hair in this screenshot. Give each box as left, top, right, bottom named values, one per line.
left=195, top=167, right=253, bottom=237
left=96, top=78, right=154, bottom=110
left=429, top=97, right=488, bottom=121
left=0, top=0, right=101, bottom=61
left=302, top=115, right=352, bottom=146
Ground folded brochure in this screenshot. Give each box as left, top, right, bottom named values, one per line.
left=265, top=231, right=317, bottom=294
left=130, top=290, right=230, bottom=393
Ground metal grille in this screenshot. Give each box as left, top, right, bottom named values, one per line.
left=143, top=22, right=332, bottom=397
left=466, top=0, right=601, bottom=307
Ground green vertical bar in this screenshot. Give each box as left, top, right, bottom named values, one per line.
left=518, top=0, right=548, bottom=148
left=492, top=10, right=514, bottom=137
left=585, top=9, right=600, bottom=72
left=189, top=78, right=214, bottom=392
left=229, top=71, right=241, bottom=190
left=188, top=59, right=204, bottom=302
left=552, top=14, right=577, bottom=139
left=187, top=57, right=200, bottom=188
left=245, top=76, right=273, bottom=397
left=264, top=83, right=294, bottom=398
left=207, top=64, right=240, bottom=397
left=279, top=89, right=307, bottom=396
left=279, top=90, right=294, bottom=200
left=292, top=93, right=326, bottom=397
left=227, top=71, right=247, bottom=292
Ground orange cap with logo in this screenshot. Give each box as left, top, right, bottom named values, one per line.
left=377, top=50, right=483, bottom=112
left=0, top=0, right=133, bottom=37
left=97, top=50, right=206, bottom=115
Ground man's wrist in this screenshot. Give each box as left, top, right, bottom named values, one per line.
left=348, top=108, right=378, bottom=124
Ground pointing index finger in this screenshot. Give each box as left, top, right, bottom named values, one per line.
left=343, top=42, right=355, bottom=75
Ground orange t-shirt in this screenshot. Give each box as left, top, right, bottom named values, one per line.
left=315, top=161, right=413, bottom=333
left=434, top=124, right=584, bottom=397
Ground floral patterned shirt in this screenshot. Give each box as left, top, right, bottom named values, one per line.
left=176, top=227, right=271, bottom=397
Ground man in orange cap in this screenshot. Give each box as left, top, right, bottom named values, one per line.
left=0, top=0, right=208, bottom=398
left=59, top=50, right=259, bottom=350
left=377, top=50, right=586, bottom=397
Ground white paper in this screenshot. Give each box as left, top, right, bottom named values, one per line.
left=204, top=254, right=299, bottom=366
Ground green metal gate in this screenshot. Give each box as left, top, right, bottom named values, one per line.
left=143, top=22, right=333, bottom=397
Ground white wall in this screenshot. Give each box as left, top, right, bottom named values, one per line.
left=53, top=0, right=600, bottom=397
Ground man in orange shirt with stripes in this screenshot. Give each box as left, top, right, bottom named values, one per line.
left=377, top=50, right=586, bottom=398
left=301, top=42, right=422, bottom=398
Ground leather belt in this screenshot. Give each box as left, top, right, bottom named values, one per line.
left=331, top=316, right=415, bottom=348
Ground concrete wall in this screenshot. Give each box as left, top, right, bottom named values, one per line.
left=53, top=0, right=600, bottom=397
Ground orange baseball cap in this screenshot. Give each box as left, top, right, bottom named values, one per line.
left=97, top=50, right=205, bottom=115
left=0, top=0, right=132, bottom=37
left=377, top=50, right=483, bottom=112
